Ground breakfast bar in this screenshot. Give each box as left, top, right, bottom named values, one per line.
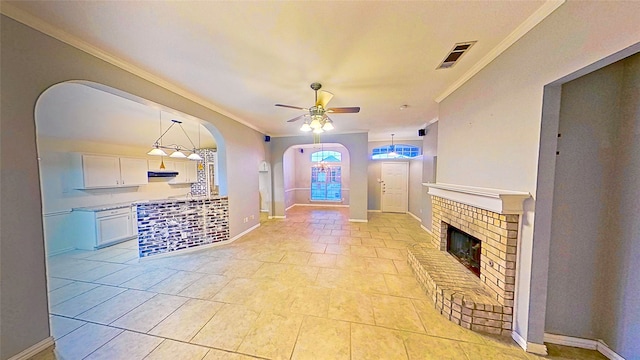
left=135, top=196, right=229, bottom=258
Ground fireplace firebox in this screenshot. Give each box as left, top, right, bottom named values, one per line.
left=446, top=225, right=481, bottom=276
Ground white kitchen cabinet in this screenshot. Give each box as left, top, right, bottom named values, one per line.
left=119, top=157, right=149, bottom=186
left=72, top=207, right=136, bottom=250
left=69, top=153, right=148, bottom=189
left=169, top=161, right=198, bottom=184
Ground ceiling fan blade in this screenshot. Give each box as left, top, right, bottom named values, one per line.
left=316, top=90, right=334, bottom=108
left=286, top=114, right=308, bottom=123
left=275, top=104, right=308, bottom=111
left=326, top=107, right=360, bottom=114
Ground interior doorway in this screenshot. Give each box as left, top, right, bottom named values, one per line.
left=380, top=162, right=408, bottom=213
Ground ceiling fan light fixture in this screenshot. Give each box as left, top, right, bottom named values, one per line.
left=300, top=120, right=312, bottom=132
left=322, top=119, right=334, bottom=131
left=310, top=116, right=323, bottom=129
left=313, top=127, right=324, bottom=134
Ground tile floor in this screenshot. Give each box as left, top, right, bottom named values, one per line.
left=43, top=207, right=607, bottom=359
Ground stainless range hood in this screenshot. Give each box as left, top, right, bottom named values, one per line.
left=147, top=171, right=179, bottom=178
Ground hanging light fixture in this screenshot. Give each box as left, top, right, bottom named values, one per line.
left=313, top=142, right=330, bottom=173
left=388, top=133, right=397, bottom=158
left=187, top=124, right=203, bottom=161
left=322, top=117, right=334, bottom=131
left=147, top=111, right=203, bottom=161
left=300, top=118, right=312, bottom=132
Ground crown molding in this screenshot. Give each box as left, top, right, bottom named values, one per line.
left=435, top=0, right=565, bottom=103
left=0, top=3, right=264, bottom=134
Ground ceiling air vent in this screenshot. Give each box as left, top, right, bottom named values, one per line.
left=437, top=41, right=476, bottom=69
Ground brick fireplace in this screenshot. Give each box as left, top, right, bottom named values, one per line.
left=409, top=183, right=529, bottom=335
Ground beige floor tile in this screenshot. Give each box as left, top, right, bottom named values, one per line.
left=402, top=332, right=470, bottom=359
left=50, top=285, right=126, bottom=317
left=325, top=244, right=350, bottom=255
left=369, top=231, right=393, bottom=240
left=280, top=251, right=312, bottom=265
left=48, top=281, right=98, bottom=306
left=120, top=268, right=177, bottom=290
left=335, top=255, right=368, bottom=271
left=384, top=240, right=411, bottom=249
left=328, top=289, right=375, bottom=324
left=393, top=259, right=415, bottom=275
left=47, top=277, right=74, bottom=292
left=376, top=247, right=406, bottom=260
left=339, top=236, right=362, bottom=246
left=50, top=315, right=86, bottom=340
left=541, top=344, right=609, bottom=360
left=237, top=311, right=304, bottom=360
left=76, top=289, right=155, bottom=324
left=361, top=237, right=387, bottom=247
left=93, top=265, right=149, bottom=286
left=253, top=262, right=290, bottom=279
left=350, top=245, right=378, bottom=258
left=55, top=323, right=123, bottom=360
left=148, top=298, right=223, bottom=342
left=459, top=342, right=531, bottom=360
left=222, top=259, right=264, bottom=278
left=111, top=293, right=188, bottom=332
left=179, top=274, right=230, bottom=299
left=384, top=274, right=427, bottom=299
left=307, top=253, right=337, bottom=268
left=85, top=330, right=162, bottom=360
left=411, top=299, right=485, bottom=344
left=291, top=317, right=350, bottom=360
left=349, top=272, right=389, bottom=294
left=351, top=323, right=407, bottom=360
left=317, top=235, right=340, bottom=244
left=371, top=294, right=425, bottom=333
left=288, top=286, right=331, bottom=317
left=351, top=231, right=372, bottom=238
left=147, top=270, right=205, bottom=294
left=191, top=303, right=260, bottom=351
left=144, top=339, right=210, bottom=360
left=365, top=257, right=399, bottom=274
left=201, top=349, right=257, bottom=360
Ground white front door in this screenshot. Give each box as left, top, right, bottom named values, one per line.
left=381, top=162, right=408, bottom=213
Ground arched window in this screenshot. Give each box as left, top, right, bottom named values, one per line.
left=310, top=150, right=342, bottom=201
left=371, top=144, right=420, bottom=159
left=311, top=150, right=341, bottom=163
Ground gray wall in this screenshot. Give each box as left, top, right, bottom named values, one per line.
left=421, top=122, right=438, bottom=230
left=436, top=1, right=640, bottom=348
left=0, top=16, right=265, bottom=358
left=270, top=133, right=368, bottom=221
left=547, top=54, right=640, bottom=358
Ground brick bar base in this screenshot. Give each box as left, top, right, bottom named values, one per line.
left=408, top=243, right=512, bottom=336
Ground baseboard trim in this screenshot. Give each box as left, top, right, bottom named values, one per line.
left=230, top=223, right=261, bottom=241
left=269, top=215, right=286, bottom=219
left=512, top=331, right=548, bottom=355
left=349, top=218, right=368, bottom=223
left=47, top=246, right=76, bottom=257
left=285, top=204, right=296, bottom=211
left=407, top=211, right=421, bottom=222
left=8, top=337, right=54, bottom=360
left=288, top=203, right=349, bottom=208
left=543, top=333, right=625, bottom=360
left=367, top=209, right=382, bottom=213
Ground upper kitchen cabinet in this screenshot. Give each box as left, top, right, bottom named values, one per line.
left=69, top=153, right=149, bottom=189
left=170, top=161, right=198, bottom=184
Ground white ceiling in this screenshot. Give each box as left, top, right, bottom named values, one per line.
left=9, top=1, right=548, bottom=141
left=36, top=83, right=216, bottom=149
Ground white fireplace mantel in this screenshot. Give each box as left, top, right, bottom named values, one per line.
left=423, top=183, right=531, bottom=214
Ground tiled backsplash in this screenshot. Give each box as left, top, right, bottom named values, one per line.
left=136, top=197, right=229, bottom=257
left=191, top=148, right=217, bottom=196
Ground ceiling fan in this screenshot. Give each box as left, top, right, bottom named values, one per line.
left=276, top=82, right=360, bottom=133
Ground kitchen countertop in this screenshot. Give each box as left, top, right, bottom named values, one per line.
left=134, top=195, right=227, bottom=206
left=72, top=202, right=135, bottom=212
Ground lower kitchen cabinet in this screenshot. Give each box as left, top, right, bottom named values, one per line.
left=72, top=207, right=137, bottom=250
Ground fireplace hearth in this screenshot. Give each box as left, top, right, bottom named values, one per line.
left=447, top=225, right=481, bottom=276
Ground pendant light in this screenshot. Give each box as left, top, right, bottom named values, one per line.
left=147, top=111, right=168, bottom=156
left=388, top=133, right=397, bottom=158
left=147, top=112, right=203, bottom=161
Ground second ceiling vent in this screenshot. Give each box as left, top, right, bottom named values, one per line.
left=437, top=41, right=476, bottom=69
